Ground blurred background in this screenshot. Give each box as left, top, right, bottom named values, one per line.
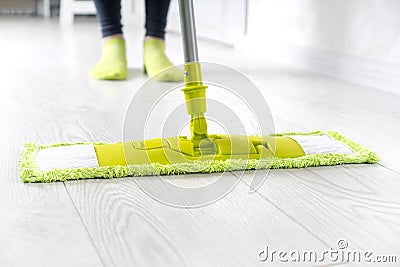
left=1, top=0, right=399, bottom=93
left=1, top=0, right=399, bottom=94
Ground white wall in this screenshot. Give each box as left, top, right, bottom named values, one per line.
left=241, top=0, right=400, bottom=93
left=168, top=0, right=246, bottom=45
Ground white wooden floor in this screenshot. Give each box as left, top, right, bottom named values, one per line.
left=1, top=17, right=400, bottom=267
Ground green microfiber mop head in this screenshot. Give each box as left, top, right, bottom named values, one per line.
left=19, top=130, right=379, bottom=183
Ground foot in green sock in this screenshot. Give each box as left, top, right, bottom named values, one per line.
left=90, top=38, right=127, bottom=80
left=143, top=39, right=183, bottom=82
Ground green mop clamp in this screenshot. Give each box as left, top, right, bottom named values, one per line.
left=18, top=0, right=379, bottom=183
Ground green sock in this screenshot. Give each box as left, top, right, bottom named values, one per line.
left=143, top=39, right=183, bottom=82
left=90, top=38, right=127, bottom=80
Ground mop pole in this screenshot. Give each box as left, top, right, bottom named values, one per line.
left=178, top=0, right=209, bottom=146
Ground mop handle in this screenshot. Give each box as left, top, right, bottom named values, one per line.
left=178, top=0, right=209, bottom=144
left=178, top=0, right=199, bottom=63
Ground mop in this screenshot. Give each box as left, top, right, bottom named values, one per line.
left=19, top=0, right=379, bottom=183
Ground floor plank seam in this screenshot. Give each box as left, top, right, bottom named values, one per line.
left=229, top=171, right=331, bottom=247
left=318, top=261, right=352, bottom=267
left=62, top=182, right=107, bottom=267
left=377, top=162, right=400, bottom=176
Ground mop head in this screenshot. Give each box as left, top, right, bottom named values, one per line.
left=19, top=130, right=379, bottom=183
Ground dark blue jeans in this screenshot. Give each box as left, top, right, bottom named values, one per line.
left=93, top=0, right=171, bottom=39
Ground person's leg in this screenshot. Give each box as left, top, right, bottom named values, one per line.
left=145, top=0, right=170, bottom=39
left=90, top=0, right=127, bottom=80
left=143, top=0, right=182, bottom=82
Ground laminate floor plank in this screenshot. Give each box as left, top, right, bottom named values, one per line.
left=236, top=166, right=400, bottom=260
left=65, top=175, right=329, bottom=267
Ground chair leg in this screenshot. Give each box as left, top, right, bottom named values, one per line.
left=43, top=0, right=51, bottom=18
left=60, top=0, right=74, bottom=25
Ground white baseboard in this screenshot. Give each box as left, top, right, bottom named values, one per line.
left=237, top=41, right=400, bottom=95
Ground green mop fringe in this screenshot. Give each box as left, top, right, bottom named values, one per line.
left=19, top=130, right=379, bottom=183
